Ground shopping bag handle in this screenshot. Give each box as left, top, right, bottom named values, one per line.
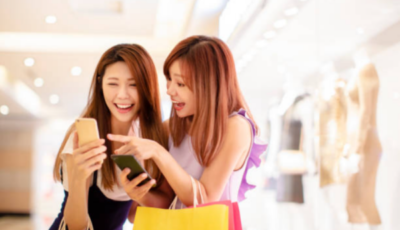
left=197, top=180, right=204, bottom=204
left=169, top=176, right=204, bottom=209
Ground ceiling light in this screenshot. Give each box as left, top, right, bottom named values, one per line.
left=284, top=7, right=299, bottom=16
left=357, top=27, right=364, bottom=35
left=263, top=30, right=277, bottom=39
left=24, top=58, right=35, bottom=67
left=49, top=94, right=60, bottom=104
left=34, top=78, right=44, bottom=87
left=45, top=15, right=57, bottom=24
left=0, top=105, right=9, bottom=115
left=274, top=19, right=287, bottom=29
left=71, top=66, right=82, bottom=76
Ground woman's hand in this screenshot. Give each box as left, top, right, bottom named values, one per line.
left=107, top=134, right=163, bottom=162
left=120, top=169, right=156, bottom=203
left=66, top=132, right=107, bottom=183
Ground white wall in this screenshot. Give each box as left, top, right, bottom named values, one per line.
left=373, top=41, right=400, bottom=230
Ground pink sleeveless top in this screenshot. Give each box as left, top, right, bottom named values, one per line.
left=169, top=109, right=268, bottom=208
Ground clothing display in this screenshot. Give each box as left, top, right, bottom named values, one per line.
left=274, top=93, right=314, bottom=204
left=277, top=119, right=305, bottom=203
left=317, top=78, right=348, bottom=187
left=277, top=120, right=307, bottom=175
left=346, top=63, right=382, bottom=225
left=281, top=120, right=302, bottom=151
left=276, top=174, right=304, bottom=204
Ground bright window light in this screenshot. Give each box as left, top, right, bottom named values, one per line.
left=219, top=0, right=254, bottom=41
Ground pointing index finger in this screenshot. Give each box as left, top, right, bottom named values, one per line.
left=107, top=134, right=132, bottom=143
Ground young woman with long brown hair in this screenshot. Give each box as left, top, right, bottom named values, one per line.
left=109, top=36, right=267, bottom=208
left=49, top=44, right=174, bottom=230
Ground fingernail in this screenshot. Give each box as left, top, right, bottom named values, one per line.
left=141, top=174, right=147, bottom=178
left=151, top=180, right=155, bottom=184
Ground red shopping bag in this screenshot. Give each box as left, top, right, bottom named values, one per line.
left=232, top=202, right=242, bottom=230
left=190, top=200, right=242, bottom=230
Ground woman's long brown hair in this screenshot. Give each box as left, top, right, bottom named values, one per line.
left=164, top=35, right=258, bottom=166
left=53, top=44, right=167, bottom=190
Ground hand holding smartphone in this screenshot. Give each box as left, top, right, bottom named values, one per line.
left=75, top=118, right=105, bottom=164
left=111, top=155, right=156, bottom=187
left=75, top=118, right=155, bottom=187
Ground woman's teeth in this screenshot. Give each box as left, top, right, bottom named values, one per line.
left=116, top=104, right=133, bottom=109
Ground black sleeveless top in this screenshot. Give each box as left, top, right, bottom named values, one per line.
left=49, top=170, right=133, bottom=230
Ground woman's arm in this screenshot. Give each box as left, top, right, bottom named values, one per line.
left=127, top=202, right=139, bottom=223
left=153, top=116, right=252, bottom=206
left=64, top=175, right=91, bottom=230
left=108, top=116, right=252, bottom=207
left=64, top=133, right=107, bottom=230
left=123, top=119, right=174, bottom=219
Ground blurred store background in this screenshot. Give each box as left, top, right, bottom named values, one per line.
left=1, top=0, right=400, bottom=229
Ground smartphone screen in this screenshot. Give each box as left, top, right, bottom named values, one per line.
left=111, top=155, right=156, bottom=187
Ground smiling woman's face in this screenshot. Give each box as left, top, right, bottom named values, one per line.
left=102, top=61, right=139, bottom=123
left=166, top=60, right=195, bottom=118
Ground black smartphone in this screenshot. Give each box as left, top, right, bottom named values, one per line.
left=111, top=155, right=156, bottom=187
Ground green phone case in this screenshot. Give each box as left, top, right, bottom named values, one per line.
left=111, top=155, right=155, bottom=187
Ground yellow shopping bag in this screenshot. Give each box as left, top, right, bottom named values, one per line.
left=133, top=177, right=229, bottom=230
left=133, top=204, right=229, bottom=230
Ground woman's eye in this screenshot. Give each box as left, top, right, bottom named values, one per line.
left=178, top=83, right=185, bottom=87
left=130, top=84, right=137, bottom=87
left=108, top=83, right=117, bottom=86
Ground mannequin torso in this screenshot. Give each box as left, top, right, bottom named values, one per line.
left=346, top=63, right=382, bottom=225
